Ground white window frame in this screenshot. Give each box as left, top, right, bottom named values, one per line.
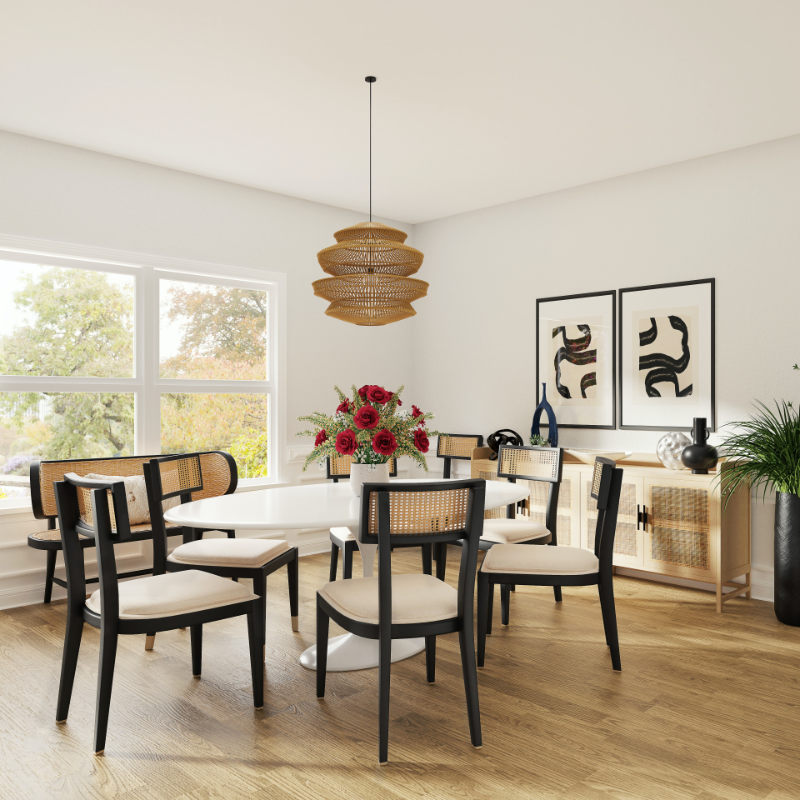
left=0, top=238, right=287, bottom=508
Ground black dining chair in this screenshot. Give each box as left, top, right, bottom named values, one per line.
left=316, top=479, right=486, bottom=765
left=477, top=456, right=623, bottom=672
left=143, top=453, right=300, bottom=654
left=326, top=454, right=398, bottom=580
left=54, top=473, right=264, bottom=754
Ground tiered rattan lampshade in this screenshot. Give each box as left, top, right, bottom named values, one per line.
left=314, top=221, right=428, bottom=326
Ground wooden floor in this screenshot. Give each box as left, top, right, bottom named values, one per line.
left=1, top=549, right=799, bottom=800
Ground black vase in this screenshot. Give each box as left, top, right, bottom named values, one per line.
left=681, top=417, right=718, bottom=474
left=774, top=492, right=800, bottom=626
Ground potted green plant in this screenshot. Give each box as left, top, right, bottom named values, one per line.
left=718, top=398, right=800, bottom=625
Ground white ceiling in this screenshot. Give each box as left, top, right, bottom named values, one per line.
left=2, top=1, right=800, bottom=224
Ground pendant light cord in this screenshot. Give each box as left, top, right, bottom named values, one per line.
left=366, top=76, right=376, bottom=222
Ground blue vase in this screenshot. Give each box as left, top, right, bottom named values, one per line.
left=531, top=383, right=558, bottom=447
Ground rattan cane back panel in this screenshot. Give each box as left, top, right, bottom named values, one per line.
left=329, top=454, right=397, bottom=478
left=438, top=435, right=482, bottom=460
left=498, top=447, right=560, bottom=483
left=526, top=478, right=574, bottom=546
left=36, top=453, right=233, bottom=518
left=649, top=486, right=710, bottom=570
left=76, top=485, right=118, bottom=533
left=158, top=455, right=202, bottom=497
left=586, top=479, right=638, bottom=558
left=367, top=488, right=470, bottom=537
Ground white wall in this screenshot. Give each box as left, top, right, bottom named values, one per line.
left=0, top=130, right=417, bottom=607
left=410, top=133, right=800, bottom=602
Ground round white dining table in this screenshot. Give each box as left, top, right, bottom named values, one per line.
left=164, top=478, right=529, bottom=672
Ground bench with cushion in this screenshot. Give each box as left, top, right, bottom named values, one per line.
left=28, top=451, right=238, bottom=604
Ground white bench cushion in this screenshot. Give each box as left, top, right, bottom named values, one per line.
left=86, top=569, right=257, bottom=619
left=482, top=544, right=599, bottom=575
left=481, top=519, right=551, bottom=544
left=168, top=537, right=290, bottom=569
left=319, top=573, right=457, bottom=625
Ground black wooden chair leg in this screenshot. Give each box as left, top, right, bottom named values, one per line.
left=247, top=607, right=264, bottom=709
left=56, top=608, right=83, bottom=723
left=329, top=543, right=340, bottom=582
left=421, top=543, right=433, bottom=576
left=316, top=599, right=329, bottom=699
left=288, top=552, right=299, bottom=632
left=477, top=574, right=489, bottom=667
left=501, top=584, right=511, bottom=626
left=226, top=529, right=235, bottom=539
left=436, top=543, right=447, bottom=582
left=378, top=630, right=392, bottom=765
left=93, top=625, right=118, bottom=755
left=458, top=626, right=482, bottom=749
left=44, top=550, right=57, bottom=604
left=510, top=584, right=516, bottom=592
left=190, top=624, right=203, bottom=677
left=425, top=635, right=436, bottom=683
left=553, top=585, right=563, bottom=602
left=599, top=579, right=621, bottom=671
left=486, top=583, right=494, bottom=635
left=343, top=541, right=354, bottom=580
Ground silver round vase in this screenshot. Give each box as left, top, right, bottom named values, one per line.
left=656, top=432, right=691, bottom=470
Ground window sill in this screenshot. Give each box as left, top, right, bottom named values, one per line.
left=0, top=499, right=35, bottom=518
left=235, top=478, right=289, bottom=493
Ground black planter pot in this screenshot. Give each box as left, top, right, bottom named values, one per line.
left=774, top=492, right=800, bottom=626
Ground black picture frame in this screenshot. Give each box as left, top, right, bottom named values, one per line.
left=619, top=278, right=715, bottom=432
left=536, top=290, right=616, bottom=430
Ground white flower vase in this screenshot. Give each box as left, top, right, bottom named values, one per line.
left=349, top=462, right=391, bottom=497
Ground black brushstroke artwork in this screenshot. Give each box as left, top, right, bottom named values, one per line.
left=639, top=315, right=693, bottom=397
left=553, top=325, right=597, bottom=399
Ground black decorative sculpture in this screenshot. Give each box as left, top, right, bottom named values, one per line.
left=487, top=429, right=523, bottom=460
left=531, top=383, right=558, bottom=447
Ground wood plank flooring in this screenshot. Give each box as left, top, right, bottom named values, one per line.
left=1, top=548, right=799, bottom=799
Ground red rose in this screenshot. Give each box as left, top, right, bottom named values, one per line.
left=354, top=405, right=380, bottom=430
left=336, top=399, right=352, bottom=414
left=372, top=429, right=398, bottom=457
left=315, top=429, right=327, bottom=447
left=411, top=405, right=423, bottom=419
left=335, top=430, right=358, bottom=455
left=413, top=429, right=430, bottom=454
left=357, top=385, right=370, bottom=401
left=367, top=386, right=390, bottom=404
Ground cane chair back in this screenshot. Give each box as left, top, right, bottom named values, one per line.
left=437, top=434, right=483, bottom=461
left=590, top=457, right=622, bottom=565
left=497, top=445, right=563, bottom=483
left=363, top=485, right=472, bottom=539
left=152, top=454, right=203, bottom=499
left=31, top=451, right=235, bottom=521
left=327, top=454, right=397, bottom=482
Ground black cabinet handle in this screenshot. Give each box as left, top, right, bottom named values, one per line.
left=637, top=504, right=641, bottom=530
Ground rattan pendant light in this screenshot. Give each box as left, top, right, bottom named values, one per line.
left=313, top=76, right=427, bottom=326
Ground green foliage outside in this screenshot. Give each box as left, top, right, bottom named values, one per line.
left=0, top=267, right=269, bottom=478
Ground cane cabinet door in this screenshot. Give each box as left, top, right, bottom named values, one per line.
left=581, top=472, right=645, bottom=568
left=522, top=470, right=582, bottom=548
left=643, top=477, right=718, bottom=581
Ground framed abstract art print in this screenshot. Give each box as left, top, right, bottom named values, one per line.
left=536, top=290, right=616, bottom=430
left=619, top=278, right=715, bottom=431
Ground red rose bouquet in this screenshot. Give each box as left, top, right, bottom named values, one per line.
left=298, top=384, right=439, bottom=471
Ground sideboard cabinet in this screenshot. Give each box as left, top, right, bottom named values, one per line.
left=471, top=449, right=751, bottom=612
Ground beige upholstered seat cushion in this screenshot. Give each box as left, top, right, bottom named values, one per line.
left=84, top=473, right=179, bottom=525
left=481, top=519, right=551, bottom=544
left=85, top=569, right=257, bottom=619
left=482, top=544, right=599, bottom=575
left=168, top=537, right=290, bottom=569
left=319, top=573, right=458, bottom=625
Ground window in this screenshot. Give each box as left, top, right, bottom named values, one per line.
left=0, top=251, right=281, bottom=503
